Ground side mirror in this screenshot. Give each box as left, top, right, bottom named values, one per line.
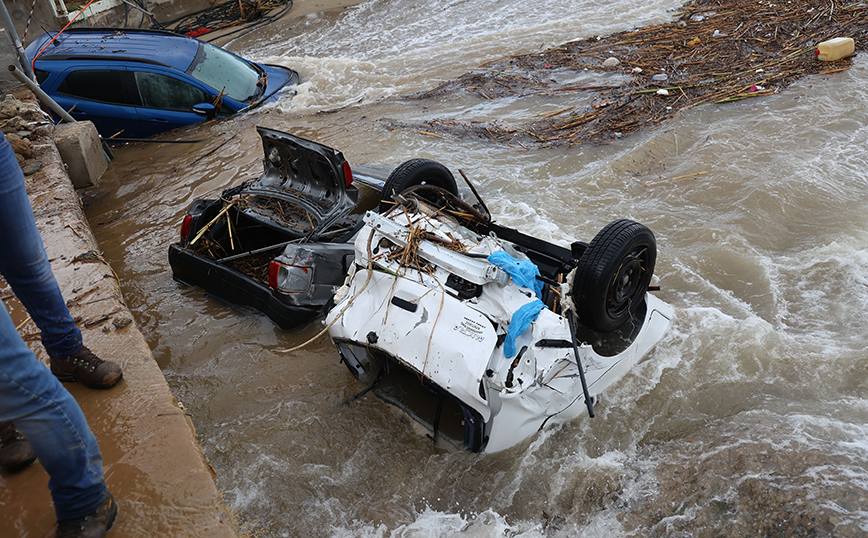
left=193, top=103, right=217, bottom=120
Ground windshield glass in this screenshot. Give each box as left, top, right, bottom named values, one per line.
left=187, top=42, right=261, bottom=102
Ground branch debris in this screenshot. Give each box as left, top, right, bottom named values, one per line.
left=380, top=0, right=867, bottom=148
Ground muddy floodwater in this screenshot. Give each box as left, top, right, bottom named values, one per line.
left=83, top=0, right=868, bottom=536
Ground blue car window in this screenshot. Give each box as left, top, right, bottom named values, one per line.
left=57, top=70, right=140, bottom=106
left=134, top=72, right=209, bottom=111
left=187, top=42, right=260, bottom=102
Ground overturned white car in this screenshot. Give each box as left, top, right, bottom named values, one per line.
left=326, top=170, right=673, bottom=453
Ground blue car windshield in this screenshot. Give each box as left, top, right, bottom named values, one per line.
left=188, top=42, right=261, bottom=102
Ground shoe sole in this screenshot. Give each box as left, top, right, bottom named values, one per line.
left=51, top=369, right=123, bottom=390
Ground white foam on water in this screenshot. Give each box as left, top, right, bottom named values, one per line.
left=239, top=0, right=687, bottom=115
left=180, top=4, right=868, bottom=537
left=331, top=508, right=537, bottom=538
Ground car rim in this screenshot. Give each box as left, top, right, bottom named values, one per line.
left=607, top=247, right=648, bottom=320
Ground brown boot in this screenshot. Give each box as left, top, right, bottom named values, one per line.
left=0, top=421, right=37, bottom=472
left=55, top=492, right=118, bottom=538
left=50, top=346, right=123, bottom=389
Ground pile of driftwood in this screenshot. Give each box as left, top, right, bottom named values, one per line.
left=381, top=0, right=867, bottom=148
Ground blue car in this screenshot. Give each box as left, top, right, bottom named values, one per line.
left=25, top=28, right=299, bottom=139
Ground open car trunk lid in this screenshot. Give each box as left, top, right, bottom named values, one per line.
left=240, top=127, right=359, bottom=239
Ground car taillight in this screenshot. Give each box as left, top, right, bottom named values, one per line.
left=268, top=261, right=314, bottom=293
left=268, top=260, right=281, bottom=289
left=180, top=214, right=192, bottom=241
left=343, top=161, right=353, bottom=188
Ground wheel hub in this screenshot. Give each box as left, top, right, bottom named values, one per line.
left=608, top=253, right=645, bottom=316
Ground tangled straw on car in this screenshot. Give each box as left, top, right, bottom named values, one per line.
left=276, top=200, right=458, bottom=356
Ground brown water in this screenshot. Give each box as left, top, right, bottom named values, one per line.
left=84, top=1, right=868, bottom=536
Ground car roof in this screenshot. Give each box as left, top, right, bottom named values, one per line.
left=27, top=28, right=201, bottom=72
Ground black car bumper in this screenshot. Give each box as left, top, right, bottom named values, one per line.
left=168, top=243, right=321, bottom=331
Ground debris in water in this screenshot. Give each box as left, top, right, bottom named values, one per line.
left=384, top=0, right=867, bottom=148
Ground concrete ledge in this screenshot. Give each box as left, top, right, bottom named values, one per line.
left=54, top=121, right=107, bottom=188
left=0, top=96, right=238, bottom=537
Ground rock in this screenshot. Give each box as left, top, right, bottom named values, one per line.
left=113, top=315, right=133, bottom=329
left=18, top=105, right=50, bottom=123
left=603, top=57, right=620, bottom=67
left=0, top=99, right=22, bottom=120
left=34, top=125, right=53, bottom=138
left=1, top=116, right=31, bottom=134
left=6, top=133, right=31, bottom=159
left=21, top=162, right=42, bottom=176
left=491, top=119, right=517, bottom=133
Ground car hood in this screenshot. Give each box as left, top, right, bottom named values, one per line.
left=241, top=127, right=358, bottom=239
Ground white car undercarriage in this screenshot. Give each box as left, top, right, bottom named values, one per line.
left=327, top=191, right=673, bottom=453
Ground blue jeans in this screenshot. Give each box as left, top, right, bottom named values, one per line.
left=0, top=136, right=83, bottom=359
left=0, top=134, right=105, bottom=520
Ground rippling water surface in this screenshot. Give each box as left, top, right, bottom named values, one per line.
left=85, top=0, right=868, bottom=536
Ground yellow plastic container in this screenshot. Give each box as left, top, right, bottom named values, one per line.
left=815, top=37, right=855, bottom=61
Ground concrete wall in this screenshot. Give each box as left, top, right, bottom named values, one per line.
left=0, top=29, right=21, bottom=93
left=4, top=0, right=64, bottom=46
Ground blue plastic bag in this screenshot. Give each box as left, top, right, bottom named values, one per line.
left=502, top=298, right=546, bottom=358
left=487, top=250, right=543, bottom=298
left=488, top=251, right=547, bottom=358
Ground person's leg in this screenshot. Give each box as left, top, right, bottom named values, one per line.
left=0, top=134, right=82, bottom=359
left=0, top=302, right=106, bottom=520
left=0, top=134, right=122, bottom=389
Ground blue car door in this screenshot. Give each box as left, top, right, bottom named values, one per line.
left=131, top=69, right=228, bottom=137
left=49, top=67, right=142, bottom=139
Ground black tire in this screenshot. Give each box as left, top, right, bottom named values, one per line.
left=572, top=219, right=657, bottom=333
left=378, top=159, right=458, bottom=213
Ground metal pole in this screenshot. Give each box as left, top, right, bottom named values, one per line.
left=567, top=313, right=595, bottom=418
left=8, top=64, right=114, bottom=162
left=0, top=2, right=35, bottom=80
left=7, top=64, right=76, bottom=123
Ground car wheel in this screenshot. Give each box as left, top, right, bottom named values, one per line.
left=379, top=159, right=459, bottom=213
left=572, top=219, right=656, bottom=333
